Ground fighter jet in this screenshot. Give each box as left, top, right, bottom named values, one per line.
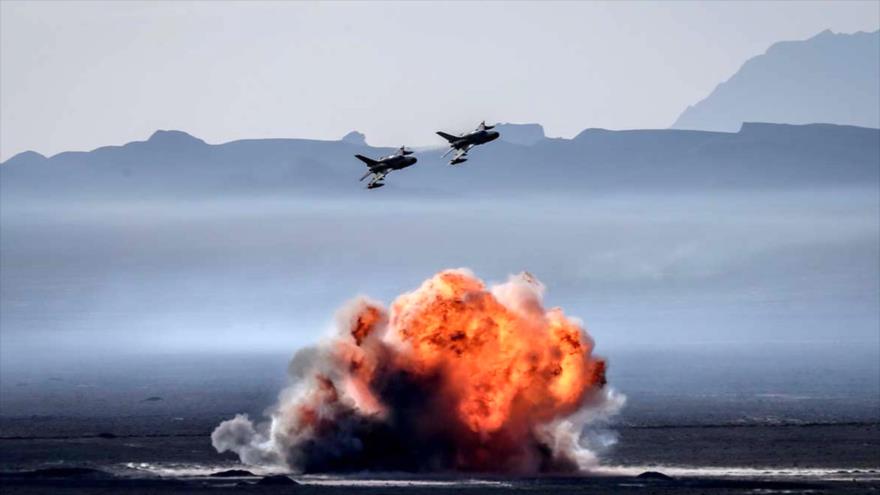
left=354, top=146, right=418, bottom=189
left=436, top=121, right=500, bottom=165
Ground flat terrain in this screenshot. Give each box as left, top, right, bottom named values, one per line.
left=2, top=349, right=877, bottom=493
left=2, top=423, right=878, bottom=471
left=1, top=422, right=878, bottom=493
left=2, top=474, right=877, bottom=495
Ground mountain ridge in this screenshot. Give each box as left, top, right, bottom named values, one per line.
left=2, top=122, right=877, bottom=201
left=672, top=29, right=880, bottom=131
left=10, top=119, right=878, bottom=166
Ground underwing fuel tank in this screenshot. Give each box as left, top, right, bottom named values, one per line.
left=450, top=157, right=468, bottom=165
left=367, top=182, right=385, bottom=189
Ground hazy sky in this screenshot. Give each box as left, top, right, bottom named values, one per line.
left=2, top=1, right=878, bottom=161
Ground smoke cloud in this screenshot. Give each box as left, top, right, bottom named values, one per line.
left=212, top=269, right=624, bottom=473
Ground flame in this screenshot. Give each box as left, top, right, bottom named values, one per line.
left=388, top=271, right=604, bottom=435
left=213, top=269, right=615, bottom=473
left=351, top=304, right=383, bottom=346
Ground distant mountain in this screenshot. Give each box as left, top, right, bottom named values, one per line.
left=672, top=30, right=880, bottom=131
left=340, top=130, right=367, bottom=146
left=2, top=122, right=877, bottom=201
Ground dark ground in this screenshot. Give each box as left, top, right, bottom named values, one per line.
left=1, top=424, right=878, bottom=471
left=2, top=474, right=878, bottom=495
left=1, top=348, right=878, bottom=493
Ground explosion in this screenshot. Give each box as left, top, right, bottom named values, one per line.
left=213, top=270, right=623, bottom=473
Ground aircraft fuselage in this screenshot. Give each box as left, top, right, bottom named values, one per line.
left=449, top=129, right=500, bottom=150
left=371, top=154, right=417, bottom=174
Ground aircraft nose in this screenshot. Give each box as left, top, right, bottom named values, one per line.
left=489, top=131, right=500, bottom=140
left=408, top=156, right=418, bottom=165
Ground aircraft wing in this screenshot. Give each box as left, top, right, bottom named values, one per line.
left=366, top=170, right=388, bottom=189
left=443, top=143, right=473, bottom=158
left=448, top=146, right=473, bottom=165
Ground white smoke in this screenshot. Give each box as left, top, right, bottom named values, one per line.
left=212, top=273, right=625, bottom=473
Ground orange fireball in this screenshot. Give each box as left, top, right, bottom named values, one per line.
left=385, top=270, right=605, bottom=434
left=214, top=269, right=615, bottom=473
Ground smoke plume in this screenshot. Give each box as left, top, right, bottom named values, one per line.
left=212, top=269, right=623, bottom=473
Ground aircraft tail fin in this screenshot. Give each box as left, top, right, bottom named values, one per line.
left=436, top=131, right=459, bottom=143
left=354, top=154, right=379, bottom=167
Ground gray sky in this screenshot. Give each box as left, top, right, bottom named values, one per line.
left=2, top=1, right=878, bottom=161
